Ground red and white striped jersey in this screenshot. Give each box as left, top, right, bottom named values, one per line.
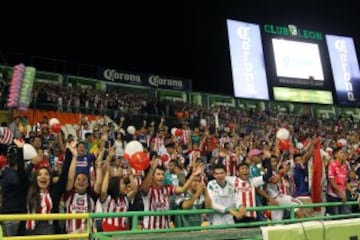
left=132, top=168, right=144, bottom=190
left=142, top=184, right=176, bottom=229
left=151, top=136, right=165, bottom=153
left=64, top=190, right=94, bottom=233
left=26, top=191, right=53, bottom=230
left=0, top=127, right=13, bottom=145
left=96, top=195, right=129, bottom=231
left=227, top=176, right=256, bottom=218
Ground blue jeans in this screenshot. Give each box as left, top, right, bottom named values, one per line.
left=326, top=194, right=351, bottom=215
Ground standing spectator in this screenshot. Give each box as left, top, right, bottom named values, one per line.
left=140, top=158, right=204, bottom=230
left=8, top=116, right=22, bottom=138
left=207, top=163, right=246, bottom=225
left=1, top=140, right=37, bottom=236
left=327, top=148, right=355, bottom=215
left=175, top=173, right=211, bottom=227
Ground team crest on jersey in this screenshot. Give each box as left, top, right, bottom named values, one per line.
left=77, top=198, right=85, bottom=205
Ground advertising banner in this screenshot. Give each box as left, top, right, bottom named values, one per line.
left=157, top=90, right=187, bottom=102
left=237, top=99, right=267, bottom=112
left=97, top=67, right=192, bottom=91
left=326, top=35, right=360, bottom=105
left=227, top=19, right=269, bottom=100
left=208, top=95, right=235, bottom=107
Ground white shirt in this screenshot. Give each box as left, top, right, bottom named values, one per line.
left=207, top=179, right=240, bottom=225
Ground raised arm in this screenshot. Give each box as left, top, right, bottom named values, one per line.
left=126, top=166, right=138, bottom=202
left=100, top=167, right=111, bottom=202
left=140, top=158, right=158, bottom=195
left=175, top=163, right=204, bottom=194
left=66, top=141, right=78, bottom=191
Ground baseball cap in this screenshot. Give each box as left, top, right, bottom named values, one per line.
left=248, top=149, right=263, bottom=157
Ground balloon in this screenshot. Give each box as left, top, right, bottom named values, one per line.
left=171, top=127, right=177, bottom=136
left=0, top=155, right=7, bottom=169
left=296, top=142, right=304, bottom=150
left=228, top=122, right=235, bottom=130
left=326, top=147, right=333, bottom=156
left=279, top=139, right=291, bottom=151
left=24, top=143, right=38, bottom=160
left=175, top=128, right=183, bottom=137
left=160, top=154, right=169, bottom=162
left=357, top=148, right=360, bottom=155
left=7, top=63, right=26, bottom=108
left=51, top=123, right=62, bottom=133
left=200, top=119, right=207, bottom=127
left=49, top=118, right=60, bottom=127
left=123, top=153, right=130, bottom=160
left=18, top=66, right=36, bottom=111
left=276, top=128, right=290, bottom=140
left=337, top=138, right=347, bottom=147
left=127, top=126, right=136, bottom=135
left=124, top=140, right=143, bottom=157
left=129, top=151, right=150, bottom=171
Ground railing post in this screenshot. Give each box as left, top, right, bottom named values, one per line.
left=289, top=206, right=295, bottom=219
left=131, top=213, right=139, bottom=231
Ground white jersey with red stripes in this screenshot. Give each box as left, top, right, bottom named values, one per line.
left=132, top=168, right=144, bottom=190
left=64, top=189, right=94, bottom=233
left=26, top=191, right=53, bottom=230
left=0, top=127, right=13, bottom=145
left=226, top=176, right=257, bottom=218
left=142, top=184, right=176, bottom=229
left=96, top=195, right=129, bottom=231
left=151, top=136, right=165, bottom=153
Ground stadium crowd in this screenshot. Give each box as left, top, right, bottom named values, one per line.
left=0, top=82, right=360, bottom=237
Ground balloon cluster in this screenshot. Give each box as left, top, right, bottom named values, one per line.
left=18, top=67, right=36, bottom=111
left=171, top=128, right=183, bottom=137
left=124, top=140, right=150, bottom=171
left=7, top=64, right=26, bottom=108
left=7, top=64, right=36, bottom=111
left=276, top=128, right=291, bottom=151
left=49, top=118, right=61, bottom=133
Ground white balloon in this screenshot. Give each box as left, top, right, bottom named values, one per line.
left=338, top=138, right=347, bottom=146
left=124, top=140, right=143, bottom=157
left=127, top=126, right=136, bottom=135
left=23, top=143, right=38, bottom=160
left=200, top=119, right=207, bottom=127
left=276, top=128, right=290, bottom=140
left=49, top=118, right=60, bottom=127
left=171, top=127, right=177, bottom=136
left=296, top=142, right=304, bottom=150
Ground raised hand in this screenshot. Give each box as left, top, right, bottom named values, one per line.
left=68, top=140, right=78, bottom=157
left=193, top=163, right=205, bottom=176
left=13, top=138, right=24, bottom=148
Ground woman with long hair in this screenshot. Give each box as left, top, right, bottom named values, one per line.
left=95, top=146, right=137, bottom=232
left=25, top=141, right=76, bottom=235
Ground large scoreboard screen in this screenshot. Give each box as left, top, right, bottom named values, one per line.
left=227, top=19, right=360, bottom=105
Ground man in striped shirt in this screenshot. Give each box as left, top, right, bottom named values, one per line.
left=227, top=161, right=277, bottom=222
left=140, top=158, right=204, bottom=230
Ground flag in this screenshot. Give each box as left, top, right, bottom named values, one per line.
left=311, top=137, right=322, bottom=210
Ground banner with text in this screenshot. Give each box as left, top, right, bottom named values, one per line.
left=97, top=67, right=192, bottom=91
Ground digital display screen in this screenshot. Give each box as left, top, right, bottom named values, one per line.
left=272, top=39, right=324, bottom=80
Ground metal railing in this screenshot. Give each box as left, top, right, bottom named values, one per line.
left=1, top=201, right=359, bottom=240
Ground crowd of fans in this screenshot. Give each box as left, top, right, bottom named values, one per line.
left=0, top=82, right=360, bottom=237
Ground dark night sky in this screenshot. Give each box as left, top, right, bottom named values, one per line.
left=0, top=1, right=358, bottom=96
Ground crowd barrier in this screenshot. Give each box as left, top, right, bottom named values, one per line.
left=0, top=201, right=359, bottom=240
